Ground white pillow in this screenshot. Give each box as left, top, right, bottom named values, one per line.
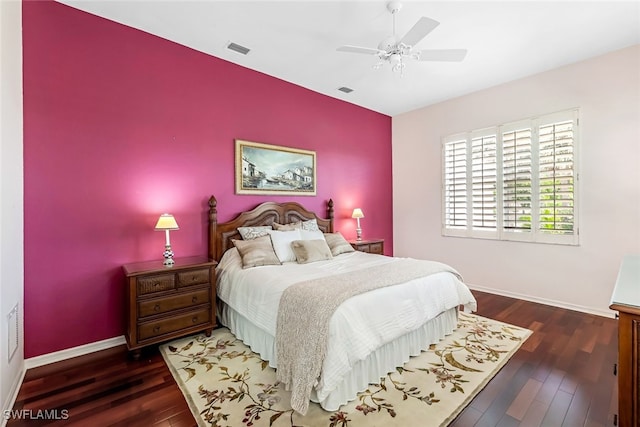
left=300, top=229, right=324, bottom=240
left=217, top=247, right=242, bottom=271
left=267, top=229, right=302, bottom=263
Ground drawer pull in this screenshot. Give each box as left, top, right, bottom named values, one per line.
left=154, top=304, right=161, bottom=312
left=153, top=326, right=161, bottom=333
left=192, top=316, right=198, bottom=323
left=192, top=296, right=198, bottom=303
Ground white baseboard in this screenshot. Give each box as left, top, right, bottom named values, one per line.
left=468, top=283, right=615, bottom=319
left=24, top=335, right=126, bottom=370
left=1, top=364, right=26, bottom=427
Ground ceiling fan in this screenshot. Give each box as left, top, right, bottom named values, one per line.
left=337, top=1, right=467, bottom=75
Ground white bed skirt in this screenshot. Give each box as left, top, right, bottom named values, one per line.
left=218, top=302, right=458, bottom=411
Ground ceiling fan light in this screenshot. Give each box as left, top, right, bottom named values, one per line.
left=392, top=61, right=405, bottom=74
left=391, top=54, right=405, bottom=75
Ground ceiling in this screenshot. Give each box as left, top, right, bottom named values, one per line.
left=57, top=1, right=640, bottom=116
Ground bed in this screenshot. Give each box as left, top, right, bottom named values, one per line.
left=207, top=195, right=477, bottom=414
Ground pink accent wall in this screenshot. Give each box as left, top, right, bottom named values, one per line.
left=22, top=1, right=392, bottom=358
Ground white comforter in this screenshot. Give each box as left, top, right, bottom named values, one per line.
left=216, top=249, right=477, bottom=403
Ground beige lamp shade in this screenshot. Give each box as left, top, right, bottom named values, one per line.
left=154, top=213, right=179, bottom=230
left=351, top=208, right=364, bottom=219
left=352, top=208, right=364, bottom=241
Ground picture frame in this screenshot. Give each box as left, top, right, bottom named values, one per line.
left=235, top=139, right=317, bottom=196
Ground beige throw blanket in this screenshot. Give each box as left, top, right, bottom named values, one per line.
left=275, top=258, right=462, bottom=415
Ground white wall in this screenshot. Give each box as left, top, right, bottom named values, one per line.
left=0, top=0, right=25, bottom=420
left=392, top=45, right=640, bottom=317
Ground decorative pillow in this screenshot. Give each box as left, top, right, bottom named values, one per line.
left=266, top=229, right=302, bottom=263
left=232, top=236, right=281, bottom=269
left=272, top=222, right=302, bottom=231
left=291, top=239, right=333, bottom=264
left=300, top=229, right=324, bottom=240
left=324, top=232, right=355, bottom=256
left=237, top=226, right=272, bottom=240
left=301, top=218, right=320, bottom=232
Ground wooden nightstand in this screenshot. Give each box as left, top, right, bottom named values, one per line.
left=123, top=256, right=217, bottom=359
left=349, top=238, right=384, bottom=255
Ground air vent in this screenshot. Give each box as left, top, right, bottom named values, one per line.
left=227, top=42, right=250, bottom=55
left=7, top=304, right=18, bottom=361
left=338, top=86, right=354, bottom=94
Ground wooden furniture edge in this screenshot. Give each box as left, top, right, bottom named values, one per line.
left=610, top=302, right=640, bottom=317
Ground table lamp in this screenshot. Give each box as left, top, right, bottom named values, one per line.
left=155, top=213, right=179, bottom=265
left=352, top=208, right=364, bottom=241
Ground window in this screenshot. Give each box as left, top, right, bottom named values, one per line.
left=442, top=109, right=579, bottom=245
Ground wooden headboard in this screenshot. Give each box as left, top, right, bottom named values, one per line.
left=207, top=195, right=334, bottom=262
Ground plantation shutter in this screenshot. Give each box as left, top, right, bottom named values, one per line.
left=443, top=138, right=468, bottom=230
left=538, top=119, right=575, bottom=236
left=471, top=134, right=497, bottom=229
left=502, top=127, right=532, bottom=233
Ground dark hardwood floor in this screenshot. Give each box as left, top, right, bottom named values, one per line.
left=450, top=292, right=618, bottom=427
left=7, top=291, right=618, bottom=426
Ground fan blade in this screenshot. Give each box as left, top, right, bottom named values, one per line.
left=418, top=49, right=468, bottom=62
left=399, top=17, right=440, bottom=47
left=337, top=45, right=382, bottom=55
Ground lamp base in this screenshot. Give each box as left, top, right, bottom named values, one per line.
left=162, top=245, right=175, bottom=266
left=356, top=227, right=362, bottom=241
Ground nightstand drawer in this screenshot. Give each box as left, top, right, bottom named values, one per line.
left=138, top=307, right=211, bottom=341
left=177, top=268, right=210, bottom=287
left=137, top=274, right=175, bottom=295
left=369, top=242, right=383, bottom=254
left=349, top=239, right=384, bottom=255
left=138, top=289, right=210, bottom=318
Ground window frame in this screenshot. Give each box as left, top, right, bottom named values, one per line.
left=441, top=109, right=579, bottom=246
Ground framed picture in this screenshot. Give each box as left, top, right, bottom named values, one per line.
left=235, top=139, right=317, bottom=196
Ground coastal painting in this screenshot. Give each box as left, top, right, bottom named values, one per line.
left=235, top=140, right=317, bottom=195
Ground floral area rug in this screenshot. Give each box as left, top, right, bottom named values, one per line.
left=160, top=312, right=531, bottom=427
